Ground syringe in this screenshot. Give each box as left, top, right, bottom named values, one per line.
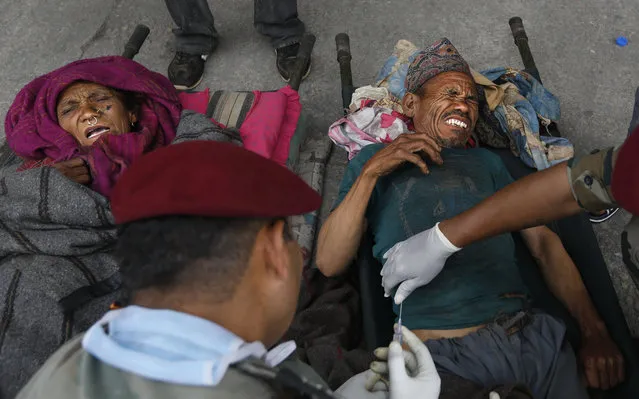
left=393, top=302, right=403, bottom=344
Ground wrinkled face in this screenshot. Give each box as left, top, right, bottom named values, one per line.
left=56, top=82, right=137, bottom=147
left=402, top=71, right=479, bottom=148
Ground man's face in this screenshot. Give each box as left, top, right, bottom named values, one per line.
left=402, top=71, right=479, bottom=148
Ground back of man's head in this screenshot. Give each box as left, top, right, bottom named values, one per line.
left=116, top=216, right=284, bottom=301
left=109, top=139, right=321, bottom=346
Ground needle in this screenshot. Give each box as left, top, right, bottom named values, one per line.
left=393, top=302, right=403, bottom=344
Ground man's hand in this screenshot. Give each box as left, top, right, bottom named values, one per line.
left=365, top=326, right=441, bottom=399
left=362, top=133, right=442, bottom=178
left=381, top=223, right=460, bottom=304
left=51, top=158, right=91, bottom=185
left=579, top=330, right=625, bottom=390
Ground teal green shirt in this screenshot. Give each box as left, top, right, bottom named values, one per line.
left=334, top=144, right=529, bottom=329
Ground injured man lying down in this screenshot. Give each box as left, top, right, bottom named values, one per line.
left=316, top=39, right=624, bottom=398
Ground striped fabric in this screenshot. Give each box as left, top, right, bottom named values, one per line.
left=207, top=90, right=257, bottom=129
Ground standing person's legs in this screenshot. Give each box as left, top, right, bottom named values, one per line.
left=253, top=0, right=310, bottom=81
left=253, top=0, right=304, bottom=48
left=166, top=0, right=218, bottom=55
left=165, top=0, right=218, bottom=90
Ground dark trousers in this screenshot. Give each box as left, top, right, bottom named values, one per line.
left=427, top=313, right=589, bottom=399
left=164, top=0, right=305, bottom=55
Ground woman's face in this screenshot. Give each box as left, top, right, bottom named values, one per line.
left=56, top=82, right=137, bottom=147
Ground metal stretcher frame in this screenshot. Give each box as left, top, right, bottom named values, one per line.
left=333, top=18, right=639, bottom=399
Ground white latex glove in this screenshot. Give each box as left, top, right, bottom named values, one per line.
left=372, top=326, right=441, bottom=399
left=336, top=370, right=388, bottom=399
left=365, top=327, right=502, bottom=399
left=381, top=222, right=460, bottom=304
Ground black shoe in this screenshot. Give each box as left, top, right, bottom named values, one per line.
left=589, top=208, right=620, bottom=223
left=275, top=43, right=311, bottom=82
left=168, top=52, right=207, bottom=91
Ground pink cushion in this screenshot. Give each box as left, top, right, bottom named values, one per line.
left=271, top=86, right=302, bottom=165
left=178, top=86, right=302, bottom=167
left=178, top=88, right=209, bottom=115
left=238, top=90, right=284, bottom=160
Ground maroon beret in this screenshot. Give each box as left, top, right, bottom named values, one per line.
left=612, top=128, right=639, bottom=215
left=111, top=141, right=322, bottom=224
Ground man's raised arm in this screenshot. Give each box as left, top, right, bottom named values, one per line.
left=316, top=134, right=442, bottom=276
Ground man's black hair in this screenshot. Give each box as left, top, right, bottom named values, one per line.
left=116, top=215, right=292, bottom=301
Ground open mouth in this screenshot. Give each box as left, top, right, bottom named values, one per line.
left=85, top=125, right=111, bottom=140
left=444, top=117, right=469, bottom=130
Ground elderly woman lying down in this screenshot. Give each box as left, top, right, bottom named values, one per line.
left=0, top=56, right=237, bottom=398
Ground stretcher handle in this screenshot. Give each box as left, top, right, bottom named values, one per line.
left=122, top=25, right=150, bottom=60
left=335, top=33, right=354, bottom=114
left=509, top=17, right=542, bottom=83
left=289, top=34, right=316, bottom=91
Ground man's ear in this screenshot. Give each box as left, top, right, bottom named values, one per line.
left=402, top=93, right=419, bottom=118
left=260, top=220, right=290, bottom=280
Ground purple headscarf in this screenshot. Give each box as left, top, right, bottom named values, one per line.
left=4, top=56, right=182, bottom=197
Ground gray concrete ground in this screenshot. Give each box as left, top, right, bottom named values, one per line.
left=1, top=0, right=638, bottom=334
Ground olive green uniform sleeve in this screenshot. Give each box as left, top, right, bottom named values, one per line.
left=566, top=147, right=617, bottom=212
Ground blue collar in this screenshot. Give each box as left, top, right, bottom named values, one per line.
left=82, top=306, right=295, bottom=386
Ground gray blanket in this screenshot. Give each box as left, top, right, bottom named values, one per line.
left=0, top=110, right=239, bottom=398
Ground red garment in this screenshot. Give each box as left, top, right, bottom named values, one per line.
left=612, top=128, right=639, bottom=215
left=5, top=56, right=181, bottom=197
left=111, top=141, right=321, bottom=224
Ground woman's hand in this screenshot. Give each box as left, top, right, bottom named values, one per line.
left=51, top=158, right=91, bottom=185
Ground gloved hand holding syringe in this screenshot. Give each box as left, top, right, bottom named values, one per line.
left=365, top=322, right=441, bottom=399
